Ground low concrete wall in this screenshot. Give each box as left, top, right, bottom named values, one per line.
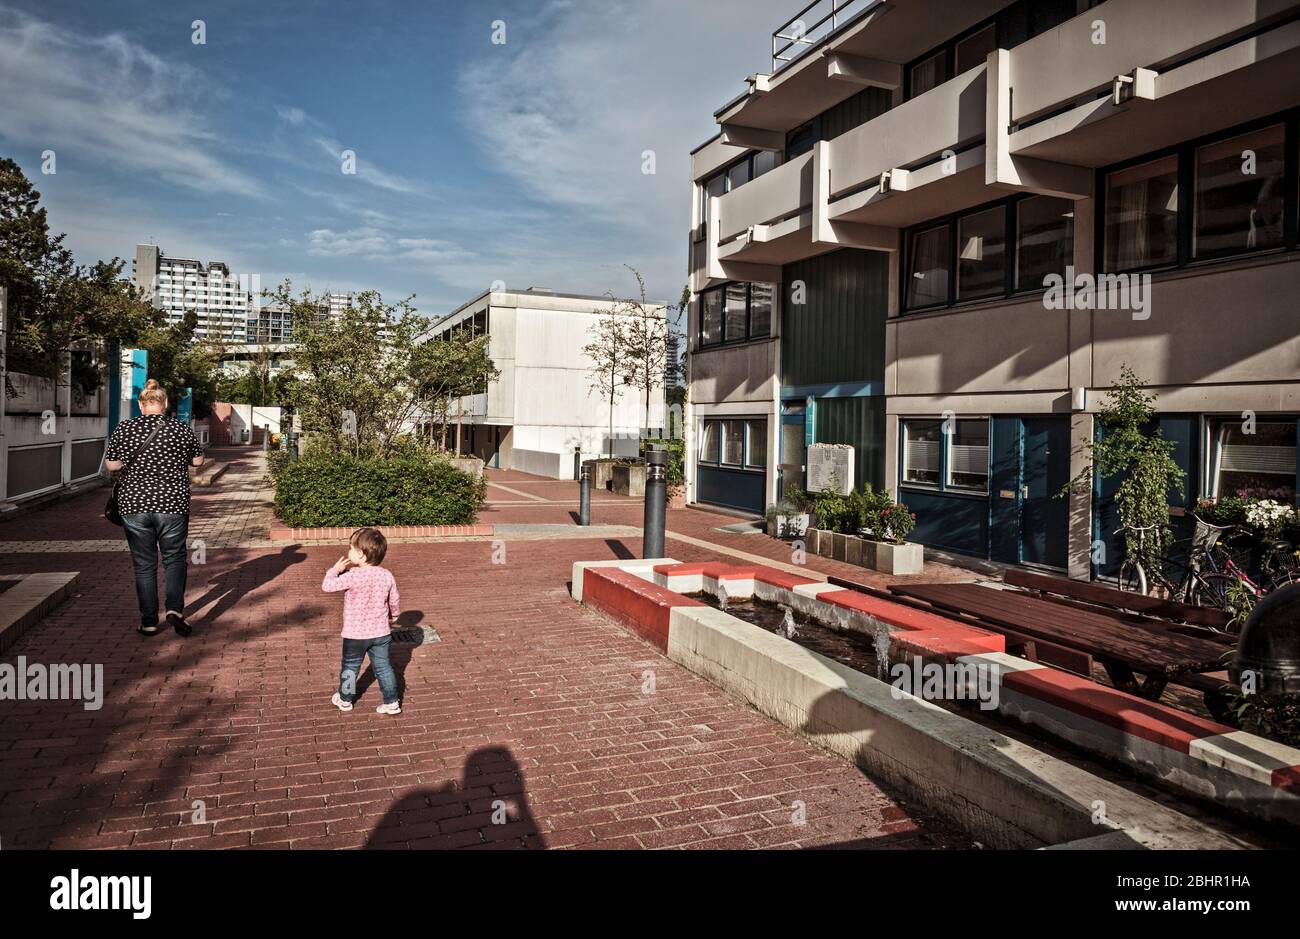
left=573, top=557, right=1263, bottom=849
left=510, top=448, right=564, bottom=478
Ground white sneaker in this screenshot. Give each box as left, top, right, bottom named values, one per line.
left=331, top=692, right=353, bottom=712
left=375, top=702, right=402, bottom=715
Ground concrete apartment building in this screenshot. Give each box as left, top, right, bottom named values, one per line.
left=425, top=288, right=667, bottom=478
left=686, top=0, right=1300, bottom=578
left=132, top=244, right=257, bottom=344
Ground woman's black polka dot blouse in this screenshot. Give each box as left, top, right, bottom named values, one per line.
left=104, top=414, right=204, bottom=516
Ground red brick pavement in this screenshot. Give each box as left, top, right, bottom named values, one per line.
left=0, top=460, right=974, bottom=850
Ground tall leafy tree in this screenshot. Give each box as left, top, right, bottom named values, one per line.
left=583, top=309, right=630, bottom=457
left=614, top=266, right=671, bottom=435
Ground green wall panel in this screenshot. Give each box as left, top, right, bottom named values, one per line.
left=814, top=396, right=886, bottom=491
left=781, top=248, right=889, bottom=388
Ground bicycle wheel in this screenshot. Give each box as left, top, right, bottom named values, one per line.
left=1116, top=559, right=1144, bottom=594
left=1192, top=573, right=1256, bottom=627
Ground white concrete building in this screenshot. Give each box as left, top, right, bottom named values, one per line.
left=425, top=288, right=669, bottom=478
left=132, top=244, right=255, bottom=344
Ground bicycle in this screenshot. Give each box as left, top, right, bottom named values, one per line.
left=1113, top=515, right=1243, bottom=604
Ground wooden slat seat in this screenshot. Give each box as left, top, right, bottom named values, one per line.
left=1002, top=568, right=1231, bottom=630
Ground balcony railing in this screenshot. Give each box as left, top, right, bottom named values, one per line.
left=1008, top=0, right=1268, bottom=125
left=828, top=64, right=987, bottom=198
left=716, top=150, right=815, bottom=243
left=771, top=0, right=882, bottom=73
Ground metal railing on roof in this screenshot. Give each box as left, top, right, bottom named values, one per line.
left=771, top=0, right=880, bottom=73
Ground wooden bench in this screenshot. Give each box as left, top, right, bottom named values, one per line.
left=1002, top=568, right=1232, bottom=630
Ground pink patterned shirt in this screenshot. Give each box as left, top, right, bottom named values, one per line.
left=322, top=565, right=401, bottom=639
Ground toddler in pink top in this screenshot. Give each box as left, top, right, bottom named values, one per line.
left=323, top=527, right=402, bottom=715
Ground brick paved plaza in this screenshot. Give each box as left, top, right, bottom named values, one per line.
left=0, top=448, right=978, bottom=850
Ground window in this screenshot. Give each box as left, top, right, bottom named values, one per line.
left=699, top=172, right=726, bottom=239
left=906, top=194, right=1075, bottom=311
left=722, top=420, right=746, bottom=465
left=752, top=149, right=779, bottom=178
left=903, top=418, right=990, bottom=493
left=905, top=225, right=951, bottom=309
left=1212, top=419, right=1296, bottom=502
left=1016, top=196, right=1075, bottom=292
left=909, top=51, right=948, bottom=97
left=724, top=283, right=748, bottom=343
left=746, top=420, right=768, bottom=468
left=1194, top=125, right=1286, bottom=260
left=956, top=25, right=996, bottom=74
left=903, top=420, right=943, bottom=486
left=701, top=289, right=722, bottom=345
left=749, top=282, right=773, bottom=338
left=785, top=120, right=818, bottom=158
left=957, top=207, right=1006, bottom=301
left=700, top=418, right=767, bottom=471
left=1103, top=156, right=1179, bottom=271
left=700, top=421, right=720, bottom=463
left=948, top=421, right=990, bottom=492
left=727, top=159, right=751, bottom=192
left=698, top=282, right=774, bottom=347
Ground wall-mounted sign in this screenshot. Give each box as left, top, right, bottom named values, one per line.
left=804, top=396, right=816, bottom=450
left=807, top=443, right=854, bottom=495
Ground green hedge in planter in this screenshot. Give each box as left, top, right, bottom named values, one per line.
left=274, top=454, right=486, bottom=527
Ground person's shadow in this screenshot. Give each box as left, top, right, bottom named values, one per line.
left=364, top=745, right=544, bottom=849
left=352, top=611, right=426, bottom=703
left=187, top=544, right=307, bottom=627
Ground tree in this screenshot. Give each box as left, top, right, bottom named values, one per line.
left=137, top=310, right=225, bottom=418
left=409, top=327, right=498, bottom=453
left=583, top=309, right=630, bottom=457
left=0, top=159, right=160, bottom=391
left=613, top=266, right=669, bottom=435
left=1061, top=365, right=1186, bottom=582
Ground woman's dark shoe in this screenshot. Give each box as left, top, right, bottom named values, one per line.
left=138, top=624, right=162, bottom=637
left=166, top=611, right=193, bottom=637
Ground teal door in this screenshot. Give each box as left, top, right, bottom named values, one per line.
left=1020, top=418, right=1070, bottom=569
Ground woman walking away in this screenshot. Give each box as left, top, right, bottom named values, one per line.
left=104, top=379, right=205, bottom=637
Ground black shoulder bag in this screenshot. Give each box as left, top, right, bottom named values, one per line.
left=105, top=420, right=166, bottom=526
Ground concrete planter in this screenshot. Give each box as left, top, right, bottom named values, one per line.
left=588, top=460, right=618, bottom=490
left=448, top=456, right=484, bottom=478
left=863, top=539, right=924, bottom=575
left=611, top=463, right=646, bottom=497
left=812, top=528, right=835, bottom=559
left=767, top=513, right=810, bottom=539
left=668, top=488, right=687, bottom=510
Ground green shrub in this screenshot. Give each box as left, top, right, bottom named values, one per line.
left=266, top=450, right=291, bottom=481
left=273, top=453, right=486, bottom=527
left=642, top=438, right=685, bottom=496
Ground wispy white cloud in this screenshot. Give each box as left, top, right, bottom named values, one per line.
left=0, top=7, right=262, bottom=197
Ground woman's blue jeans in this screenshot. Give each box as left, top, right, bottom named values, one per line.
left=121, top=513, right=189, bottom=628
left=339, top=635, right=399, bottom=705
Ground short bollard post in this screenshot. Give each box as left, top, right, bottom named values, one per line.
left=643, top=449, right=667, bottom=559
left=262, top=429, right=270, bottom=452
left=573, top=446, right=582, bottom=481
left=579, top=461, right=591, bottom=527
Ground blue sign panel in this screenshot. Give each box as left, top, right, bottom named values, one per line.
left=176, top=387, right=193, bottom=424
left=804, top=396, right=816, bottom=449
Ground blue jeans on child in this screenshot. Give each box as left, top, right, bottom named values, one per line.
left=339, top=635, right=398, bottom=705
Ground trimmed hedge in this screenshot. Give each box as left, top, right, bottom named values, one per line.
left=273, top=454, right=486, bottom=527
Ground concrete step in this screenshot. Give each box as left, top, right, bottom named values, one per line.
left=193, top=461, right=230, bottom=486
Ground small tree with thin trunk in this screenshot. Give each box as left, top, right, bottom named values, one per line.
left=613, top=265, right=669, bottom=436
left=583, top=310, right=630, bottom=457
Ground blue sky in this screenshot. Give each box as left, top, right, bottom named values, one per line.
left=0, top=0, right=794, bottom=316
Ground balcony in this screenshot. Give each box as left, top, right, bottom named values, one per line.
left=1007, top=0, right=1300, bottom=167
left=716, top=151, right=815, bottom=244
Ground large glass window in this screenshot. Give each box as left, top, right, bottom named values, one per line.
left=1103, top=156, right=1180, bottom=271
left=947, top=420, right=990, bottom=492
left=1016, top=196, right=1075, bottom=292
left=909, top=51, right=948, bottom=97
left=905, top=225, right=951, bottom=309
left=1212, top=420, right=1296, bottom=502
left=700, top=290, right=722, bottom=345
left=724, top=283, right=748, bottom=343
left=957, top=207, right=1006, bottom=301
left=955, top=25, right=996, bottom=74
left=727, top=159, right=751, bottom=193
left=699, top=282, right=774, bottom=346
left=903, top=420, right=943, bottom=486
left=752, top=149, right=779, bottom=178
left=722, top=420, right=746, bottom=465
left=1194, top=125, right=1286, bottom=259
left=699, top=421, right=720, bottom=464
left=746, top=420, right=768, bottom=468
left=749, top=282, right=773, bottom=339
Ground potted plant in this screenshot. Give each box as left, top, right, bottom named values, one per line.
left=853, top=484, right=923, bottom=575
left=766, top=483, right=811, bottom=538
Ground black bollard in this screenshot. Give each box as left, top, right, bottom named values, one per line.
left=643, top=449, right=666, bottom=559
left=573, top=446, right=581, bottom=481
left=578, top=460, right=591, bottom=526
